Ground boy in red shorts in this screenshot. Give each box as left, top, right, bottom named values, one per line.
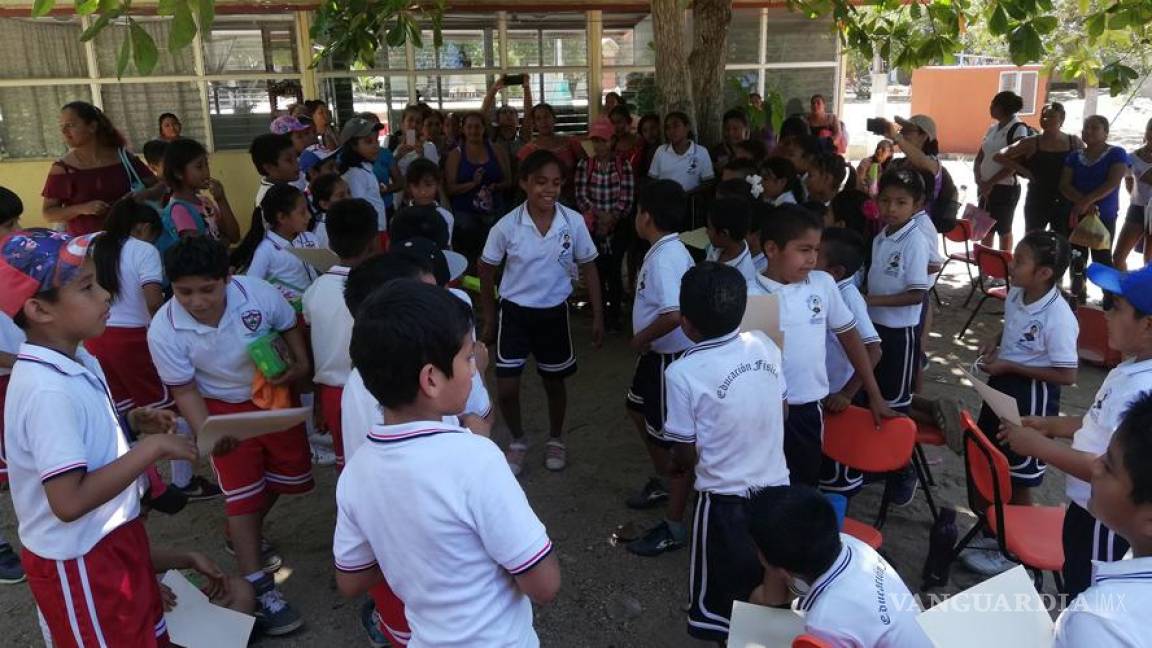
left=147, top=236, right=312, bottom=636
left=1, top=228, right=197, bottom=647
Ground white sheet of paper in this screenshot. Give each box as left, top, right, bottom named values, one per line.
left=740, top=294, right=785, bottom=351
left=679, top=227, right=711, bottom=250
left=916, top=566, right=1053, bottom=648
left=197, top=407, right=310, bottom=454
left=727, top=600, right=807, bottom=648
left=161, top=570, right=255, bottom=648
left=959, top=368, right=1021, bottom=425
left=287, top=247, right=340, bottom=273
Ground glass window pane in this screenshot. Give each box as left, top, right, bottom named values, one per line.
left=602, top=70, right=658, bottom=116
left=602, top=13, right=655, bottom=67
left=541, top=30, right=587, bottom=66
left=101, top=82, right=206, bottom=150
left=93, top=17, right=195, bottom=77
left=726, top=8, right=761, bottom=64
left=0, top=85, right=91, bottom=159
left=0, top=18, right=88, bottom=79
left=506, top=30, right=540, bottom=68
left=439, top=29, right=496, bottom=69
left=208, top=79, right=302, bottom=150
left=413, top=29, right=438, bottom=70
left=414, top=73, right=495, bottom=113
left=764, top=12, right=837, bottom=63
left=323, top=75, right=410, bottom=136
left=764, top=68, right=837, bottom=117
left=203, top=16, right=298, bottom=74
left=724, top=70, right=760, bottom=112
left=525, top=72, right=587, bottom=133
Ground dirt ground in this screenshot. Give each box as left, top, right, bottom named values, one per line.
left=0, top=237, right=1115, bottom=647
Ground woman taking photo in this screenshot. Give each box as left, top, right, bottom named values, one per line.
left=1060, top=115, right=1129, bottom=301
left=994, top=102, right=1082, bottom=236
left=43, top=101, right=156, bottom=236
left=446, top=111, right=512, bottom=262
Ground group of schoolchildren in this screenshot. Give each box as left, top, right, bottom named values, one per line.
left=0, top=99, right=1151, bottom=648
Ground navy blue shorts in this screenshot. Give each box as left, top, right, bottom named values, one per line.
left=976, top=373, right=1061, bottom=488
left=1062, top=502, right=1129, bottom=600
left=874, top=324, right=920, bottom=412
left=494, top=300, right=576, bottom=379
left=687, top=490, right=767, bottom=641
left=625, top=350, right=685, bottom=441
left=784, top=401, right=824, bottom=487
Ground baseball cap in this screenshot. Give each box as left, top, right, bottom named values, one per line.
left=588, top=117, right=614, bottom=141
left=894, top=114, right=938, bottom=142
left=340, top=117, right=385, bottom=146
left=298, top=147, right=337, bottom=175
left=1087, top=263, right=1152, bottom=315
left=392, top=237, right=467, bottom=287
left=0, top=228, right=99, bottom=318
left=270, top=115, right=313, bottom=135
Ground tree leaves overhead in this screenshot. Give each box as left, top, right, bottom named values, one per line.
left=310, top=0, right=446, bottom=69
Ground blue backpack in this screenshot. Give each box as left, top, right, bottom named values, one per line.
left=154, top=197, right=207, bottom=255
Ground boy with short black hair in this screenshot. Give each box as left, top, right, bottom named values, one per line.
left=147, top=236, right=312, bottom=635
left=624, top=180, right=698, bottom=555
left=250, top=133, right=303, bottom=207
left=705, top=196, right=759, bottom=282
left=1054, top=391, right=1152, bottom=645
left=301, top=198, right=379, bottom=469
left=1001, top=263, right=1152, bottom=598
left=660, top=262, right=789, bottom=641
left=747, top=485, right=933, bottom=647
left=754, top=206, right=895, bottom=487
left=2, top=229, right=197, bottom=645
left=391, top=204, right=451, bottom=251
left=333, top=280, right=559, bottom=646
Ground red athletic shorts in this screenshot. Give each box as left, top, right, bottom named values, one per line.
left=317, top=384, right=345, bottom=468
left=22, top=519, right=169, bottom=648
left=85, top=326, right=173, bottom=415
left=370, top=580, right=410, bottom=646
left=0, top=374, right=8, bottom=484
left=205, top=399, right=314, bottom=516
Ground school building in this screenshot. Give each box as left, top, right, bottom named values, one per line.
left=0, top=0, right=845, bottom=224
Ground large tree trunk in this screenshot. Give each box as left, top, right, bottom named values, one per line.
left=688, top=0, right=732, bottom=147
left=651, top=0, right=694, bottom=118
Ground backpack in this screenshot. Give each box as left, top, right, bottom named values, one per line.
left=1006, top=121, right=1037, bottom=145
left=930, top=164, right=961, bottom=233
left=155, top=197, right=207, bottom=256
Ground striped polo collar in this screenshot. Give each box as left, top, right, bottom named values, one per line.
left=682, top=330, right=740, bottom=358
left=326, top=265, right=350, bottom=277
left=643, top=234, right=680, bottom=264
left=882, top=217, right=918, bottom=243
left=1091, top=555, right=1152, bottom=585
left=16, top=342, right=92, bottom=377
left=797, top=541, right=853, bottom=612
left=367, top=420, right=469, bottom=444
left=1015, top=286, right=1062, bottom=315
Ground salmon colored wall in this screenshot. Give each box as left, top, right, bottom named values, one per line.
left=910, top=66, right=1048, bottom=156
left=2, top=151, right=260, bottom=230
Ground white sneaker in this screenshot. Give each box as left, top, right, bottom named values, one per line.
left=505, top=441, right=528, bottom=477
left=311, top=446, right=337, bottom=466
left=544, top=440, right=567, bottom=471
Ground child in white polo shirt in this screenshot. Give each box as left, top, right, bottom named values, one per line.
left=751, top=205, right=895, bottom=486
left=478, top=149, right=603, bottom=475
left=623, top=180, right=697, bottom=556
left=334, top=279, right=559, bottom=647
left=648, top=111, right=715, bottom=193
left=1, top=229, right=197, bottom=647
left=748, top=485, right=933, bottom=647
left=147, top=237, right=313, bottom=635
left=1000, top=263, right=1152, bottom=599
left=249, top=133, right=301, bottom=209
left=301, top=198, right=379, bottom=469
left=704, top=197, right=760, bottom=283
left=1055, top=392, right=1152, bottom=646
left=658, top=263, right=789, bottom=641
left=233, top=183, right=320, bottom=310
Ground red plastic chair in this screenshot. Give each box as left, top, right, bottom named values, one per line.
left=954, top=411, right=1066, bottom=590
left=822, top=406, right=917, bottom=547
left=1076, top=305, right=1122, bottom=368
left=933, top=219, right=979, bottom=307
left=793, top=635, right=832, bottom=648
left=956, top=244, right=1012, bottom=340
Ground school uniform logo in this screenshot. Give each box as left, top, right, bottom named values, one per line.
left=558, top=229, right=573, bottom=263
left=1014, top=320, right=1043, bottom=351
left=1090, top=387, right=1111, bottom=423
left=241, top=309, right=263, bottom=332
left=884, top=251, right=902, bottom=277
left=807, top=294, right=823, bottom=319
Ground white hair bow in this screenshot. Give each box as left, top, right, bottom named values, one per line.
left=746, top=174, right=764, bottom=199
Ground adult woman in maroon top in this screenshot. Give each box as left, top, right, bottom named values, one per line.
left=42, top=101, right=155, bottom=236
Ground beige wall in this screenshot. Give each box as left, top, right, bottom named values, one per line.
left=5, top=151, right=261, bottom=230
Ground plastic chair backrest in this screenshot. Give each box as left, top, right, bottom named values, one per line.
left=962, top=410, right=1013, bottom=506
left=1076, top=305, right=1122, bottom=367
left=974, top=244, right=1012, bottom=281
left=793, top=635, right=832, bottom=648
left=945, top=219, right=973, bottom=243
left=823, top=406, right=916, bottom=473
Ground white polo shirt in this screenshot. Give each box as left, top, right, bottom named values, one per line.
left=334, top=421, right=551, bottom=648
left=247, top=230, right=320, bottom=308
left=867, top=219, right=931, bottom=328
left=3, top=344, right=141, bottom=560
left=148, top=276, right=297, bottom=403
left=480, top=202, right=598, bottom=308
left=1054, top=556, right=1152, bottom=647
left=663, top=331, right=789, bottom=494
left=798, top=534, right=933, bottom=648
left=105, top=237, right=164, bottom=328
left=753, top=252, right=768, bottom=273
left=827, top=278, right=881, bottom=394
left=343, top=163, right=389, bottom=230
left=0, top=313, right=25, bottom=377
left=748, top=270, right=857, bottom=404
left=648, top=142, right=715, bottom=192
left=978, top=119, right=1023, bottom=187
left=1067, top=357, right=1152, bottom=509
left=633, top=234, right=694, bottom=354
left=911, top=210, right=945, bottom=267
left=705, top=242, right=760, bottom=283
left=301, top=265, right=352, bottom=387
left=998, top=287, right=1079, bottom=369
